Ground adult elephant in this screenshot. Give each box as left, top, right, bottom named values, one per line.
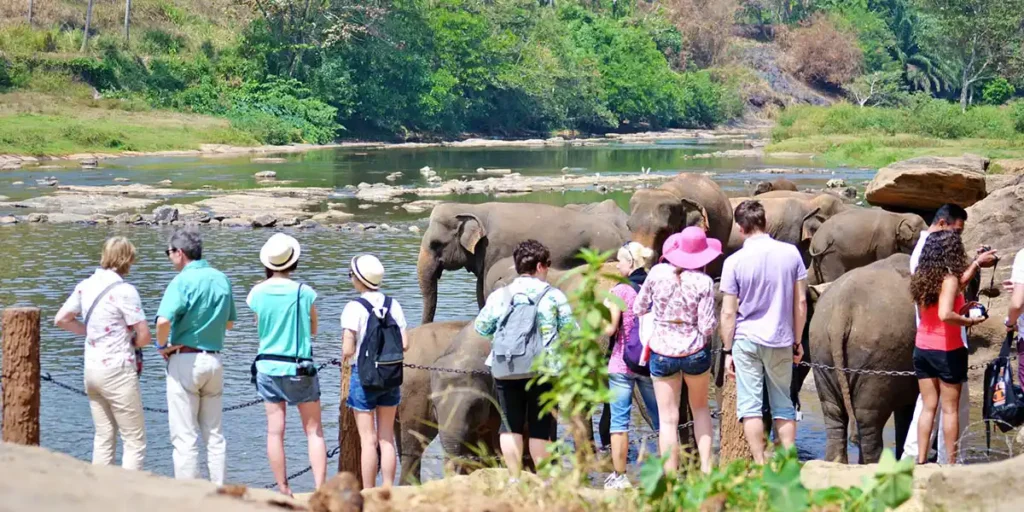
left=417, top=202, right=628, bottom=323
left=566, top=199, right=629, bottom=235
left=628, top=173, right=733, bottom=275
left=756, top=190, right=849, bottom=218
left=808, top=254, right=918, bottom=463
left=396, top=320, right=470, bottom=484
left=724, top=197, right=826, bottom=264
left=807, top=209, right=926, bottom=285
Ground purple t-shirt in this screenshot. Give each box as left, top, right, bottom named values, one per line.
left=608, top=284, right=637, bottom=374
left=720, top=234, right=807, bottom=348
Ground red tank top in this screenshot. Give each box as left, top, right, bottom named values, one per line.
left=916, top=294, right=966, bottom=352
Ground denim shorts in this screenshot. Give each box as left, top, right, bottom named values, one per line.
left=733, top=338, right=795, bottom=421
left=649, top=346, right=712, bottom=379
left=256, top=372, right=321, bottom=406
left=609, top=372, right=660, bottom=433
left=346, top=365, right=400, bottom=412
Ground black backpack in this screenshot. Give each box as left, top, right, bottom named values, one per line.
left=983, top=333, right=1024, bottom=453
left=356, top=296, right=404, bottom=390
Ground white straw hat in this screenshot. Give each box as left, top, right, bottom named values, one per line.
left=260, top=233, right=301, bottom=271
left=350, top=254, right=384, bottom=290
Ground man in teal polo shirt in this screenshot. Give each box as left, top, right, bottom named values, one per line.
left=156, top=230, right=236, bottom=485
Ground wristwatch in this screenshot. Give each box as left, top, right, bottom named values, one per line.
left=722, top=349, right=732, bottom=355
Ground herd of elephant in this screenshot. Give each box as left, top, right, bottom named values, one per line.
left=397, top=173, right=930, bottom=483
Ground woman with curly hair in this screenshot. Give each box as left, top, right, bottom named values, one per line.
left=910, top=230, right=985, bottom=464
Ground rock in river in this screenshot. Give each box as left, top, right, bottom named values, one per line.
left=311, top=210, right=355, bottom=224
left=0, top=216, right=18, bottom=225
left=251, top=214, right=277, bottom=228
left=220, top=218, right=251, bottom=228
left=865, top=154, right=988, bottom=210
left=27, top=213, right=47, bottom=223
left=254, top=171, right=277, bottom=180
left=153, top=206, right=179, bottom=224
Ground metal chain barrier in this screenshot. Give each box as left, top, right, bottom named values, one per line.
left=262, top=446, right=342, bottom=489
left=402, top=363, right=492, bottom=376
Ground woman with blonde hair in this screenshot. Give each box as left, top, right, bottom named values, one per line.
left=55, top=236, right=151, bottom=469
left=601, top=242, right=660, bottom=489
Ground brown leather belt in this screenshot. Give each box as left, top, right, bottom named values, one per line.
left=175, top=346, right=220, bottom=354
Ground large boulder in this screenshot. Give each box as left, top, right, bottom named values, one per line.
left=865, top=154, right=989, bottom=211
left=963, top=182, right=1024, bottom=254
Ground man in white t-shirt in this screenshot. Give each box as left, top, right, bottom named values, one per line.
left=340, top=254, right=408, bottom=490
left=903, top=204, right=998, bottom=463
left=1004, top=251, right=1024, bottom=386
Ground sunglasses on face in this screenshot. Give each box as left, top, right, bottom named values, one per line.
left=165, top=248, right=177, bottom=256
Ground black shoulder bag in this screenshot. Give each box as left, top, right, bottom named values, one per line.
left=983, top=332, right=1024, bottom=451
left=250, top=284, right=316, bottom=384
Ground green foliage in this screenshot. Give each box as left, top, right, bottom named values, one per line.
left=140, top=29, right=189, bottom=55
left=982, top=78, right=1016, bottom=106
left=1013, top=100, right=1024, bottom=133
left=639, top=448, right=914, bottom=511
left=0, top=57, right=12, bottom=91
left=228, top=78, right=340, bottom=144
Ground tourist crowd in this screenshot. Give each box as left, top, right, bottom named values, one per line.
left=54, top=198, right=1021, bottom=493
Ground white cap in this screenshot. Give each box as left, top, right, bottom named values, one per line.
left=260, top=233, right=301, bottom=271
left=351, top=254, right=384, bottom=290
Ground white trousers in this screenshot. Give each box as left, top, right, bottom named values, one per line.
left=85, top=365, right=147, bottom=470
left=902, top=380, right=970, bottom=464
left=166, top=352, right=226, bottom=485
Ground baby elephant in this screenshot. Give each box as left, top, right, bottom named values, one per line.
left=808, top=209, right=926, bottom=284
left=754, top=178, right=798, bottom=195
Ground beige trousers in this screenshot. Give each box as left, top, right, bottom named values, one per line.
left=84, top=365, right=147, bottom=470
left=166, top=352, right=226, bottom=485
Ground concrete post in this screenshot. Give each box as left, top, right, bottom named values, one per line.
left=338, top=360, right=361, bottom=486
left=2, top=307, right=41, bottom=445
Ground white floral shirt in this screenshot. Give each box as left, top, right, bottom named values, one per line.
left=57, top=269, right=147, bottom=370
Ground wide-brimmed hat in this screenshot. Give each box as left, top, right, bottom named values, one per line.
left=662, top=227, right=722, bottom=270
left=260, top=233, right=301, bottom=271
left=351, top=254, right=384, bottom=290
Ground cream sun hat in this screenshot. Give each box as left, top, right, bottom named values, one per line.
left=350, top=254, right=384, bottom=290
left=260, top=233, right=301, bottom=271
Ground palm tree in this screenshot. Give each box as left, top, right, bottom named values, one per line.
left=883, top=0, right=953, bottom=94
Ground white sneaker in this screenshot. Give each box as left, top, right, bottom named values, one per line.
left=604, top=473, right=632, bottom=490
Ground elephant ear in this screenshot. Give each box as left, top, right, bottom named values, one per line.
left=896, top=218, right=917, bottom=248
left=682, top=199, right=710, bottom=232
left=800, top=207, right=823, bottom=242
left=808, top=282, right=832, bottom=302
left=457, top=214, right=486, bottom=254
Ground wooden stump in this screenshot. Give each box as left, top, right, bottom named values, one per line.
left=2, top=307, right=41, bottom=445
left=338, top=360, right=361, bottom=487
left=718, top=376, right=751, bottom=464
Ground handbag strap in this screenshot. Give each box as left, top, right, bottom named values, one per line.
left=294, top=283, right=311, bottom=361
left=85, top=281, right=123, bottom=329
left=999, top=331, right=1015, bottom=359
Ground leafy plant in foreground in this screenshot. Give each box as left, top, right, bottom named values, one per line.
left=638, top=447, right=914, bottom=511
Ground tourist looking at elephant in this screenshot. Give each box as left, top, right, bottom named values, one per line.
left=903, top=204, right=997, bottom=464
left=1005, top=251, right=1024, bottom=385
left=910, top=230, right=987, bottom=465
left=156, top=230, right=236, bottom=485
left=55, top=236, right=151, bottom=470
left=474, top=240, right=575, bottom=482
left=634, top=228, right=720, bottom=475
left=720, top=200, right=807, bottom=464
left=247, top=233, right=326, bottom=495
left=601, top=242, right=659, bottom=489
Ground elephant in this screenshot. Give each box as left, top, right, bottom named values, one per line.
left=807, top=254, right=918, bottom=463
left=755, top=190, right=850, bottom=218
left=396, top=320, right=471, bottom=484
left=417, top=202, right=629, bottom=323
left=807, top=209, right=926, bottom=285
left=628, top=173, right=733, bottom=276
left=754, top=178, right=798, bottom=195
left=565, top=199, right=629, bottom=235
left=724, top=197, right=827, bottom=265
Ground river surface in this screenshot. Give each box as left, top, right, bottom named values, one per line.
left=0, top=138, right=885, bottom=491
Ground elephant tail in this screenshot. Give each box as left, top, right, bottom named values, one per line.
left=808, top=238, right=834, bottom=285
left=827, top=309, right=860, bottom=459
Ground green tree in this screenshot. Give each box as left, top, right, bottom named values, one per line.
left=919, top=0, right=1024, bottom=111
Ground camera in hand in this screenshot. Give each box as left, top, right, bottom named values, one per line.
left=296, top=360, right=318, bottom=377
left=969, top=303, right=989, bottom=320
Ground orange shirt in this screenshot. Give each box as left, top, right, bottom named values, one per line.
left=916, top=295, right=966, bottom=352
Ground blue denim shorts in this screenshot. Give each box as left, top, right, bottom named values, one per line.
left=609, top=372, right=660, bottom=433
left=346, top=366, right=400, bottom=412
left=256, top=372, right=321, bottom=406
left=649, top=346, right=712, bottom=379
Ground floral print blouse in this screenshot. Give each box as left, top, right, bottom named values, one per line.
left=633, top=263, right=716, bottom=357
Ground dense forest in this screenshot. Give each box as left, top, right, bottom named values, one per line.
left=1, top=0, right=1023, bottom=145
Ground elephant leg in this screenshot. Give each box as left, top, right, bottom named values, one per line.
left=476, top=274, right=485, bottom=309
left=399, top=416, right=438, bottom=485
left=853, top=409, right=887, bottom=464
left=814, top=368, right=849, bottom=464
left=598, top=403, right=612, bottom=449
left=893, top=403, right=916, bottom=461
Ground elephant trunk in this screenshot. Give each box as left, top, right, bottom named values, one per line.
left=418, top=246, right=442, bottom=324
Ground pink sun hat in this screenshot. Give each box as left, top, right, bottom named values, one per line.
left=662, top=226, right=723, bottom=270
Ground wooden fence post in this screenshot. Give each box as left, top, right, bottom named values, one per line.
left=718, top=377, right=751, bottom=464
left=338, top=360, right=362, bottom=486
left=2, top=307, right=41, bottom=445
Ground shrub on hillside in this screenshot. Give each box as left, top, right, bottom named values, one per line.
left=782, top=14, right=863, bottom=89
left=0, top=57, right=11, bottom=90
left=229, top=78, right=340, bottom=144
left=661, top=0, right=740, bottom=68
left=982, top=77, right=1016, bottom=106
left=1013, top=100, right=1024, bottom=133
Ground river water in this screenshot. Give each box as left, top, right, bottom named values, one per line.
left=0, top=138, right=883, bottom=490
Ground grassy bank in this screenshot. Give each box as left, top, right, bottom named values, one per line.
left=0, top=90, right=256, bottom=156
left=768, top=102, right=1024, bottom=168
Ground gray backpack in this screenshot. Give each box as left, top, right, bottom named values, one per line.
left=489, top=286, right=552, bottom=380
